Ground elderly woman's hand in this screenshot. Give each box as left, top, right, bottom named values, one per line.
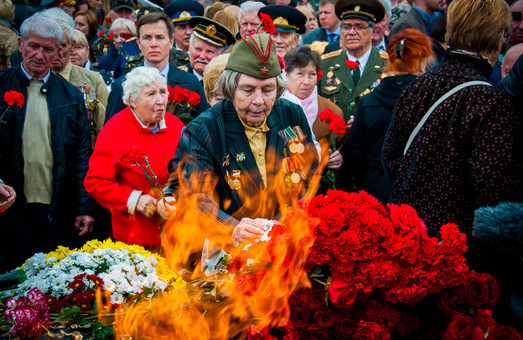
left=136, top=194, right=157, bottom=218
left=327, top=149, right=343, bottom=170
left=232, top=218, right=268, bottom=247
left=157, top=196, right=177, bottom=220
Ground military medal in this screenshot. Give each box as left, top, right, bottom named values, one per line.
left=284, top=174, right=292, bottom=186
left=327, top=71, right=334, bottom=78
left=289, top=142, right=298, bottom=154
left=236, top=152, right=245, bottom=162
left=291, top=172, right=300, bottom=183
left=292, top=126, right=305, bottom=154
left=222, top=154, right=231, bottom=167
left=232, top=170, right=241, bottom=189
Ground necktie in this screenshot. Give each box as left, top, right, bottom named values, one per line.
left=352, top=60, right=361, bottom=86
left=328, top=33, right=335, bottom=42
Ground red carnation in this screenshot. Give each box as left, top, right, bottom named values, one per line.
left=4, top=91, right=25, bottom=108
left=97, top=30, right=106, bottom=38
left=328, top=279, right=357, bottom=309
left=318, top=108, right=334, bottom=122
left=328, top=117, right=348, bottom=135
left=122, top=32, right=133, bottom=40
left=105, top=16, right=112, bottom=24
left=317, top=70, right=323, bottom=81
left=259, top=13, right=277, bottom=34
left=472, top=309, right=495, bottom=333
left=187, top=92, right=201, bottom=106
left=345, top=59, right=359, bottom=70
left=107, top=33, right=114, bottom=41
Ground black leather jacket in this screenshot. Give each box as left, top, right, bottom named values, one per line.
left=0, top=64, right=96, bottom=220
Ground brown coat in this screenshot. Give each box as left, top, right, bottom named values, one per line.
left=0, top=21, right=19, bottom=70
left=313, top=95, right=345, bottom=150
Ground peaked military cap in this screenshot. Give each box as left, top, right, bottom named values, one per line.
left=136, top=5, right=163, bottom=20
left=189, top=16, right=236, bottom=48
left=335, top=0, right=385, bottom=23
left=226, top=33, right=280, bottom=79
left=111, top=0, right=136, bottom=11
left=258, top=5, right=307, bottom=34
left=165, top=0, right=204, bottom=25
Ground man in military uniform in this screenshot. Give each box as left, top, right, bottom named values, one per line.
left=158, top=34, right=318, bottom=272
left=258, top=5, right=306, bottom=58
left=51, top=20, right=108, bottom=147
left=165, top=0, right=204, bottom=53
left=318, top=0, right=388, bottom=117
left=106, top=12, right=208, bottom=122
left=181, top=16, right=235, bottom=83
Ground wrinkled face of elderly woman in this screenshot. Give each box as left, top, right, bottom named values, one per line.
left=233, top=74, right=278, bottom=128
left=286, top=61, right=318, bottom=99
left=129, top=79, right=168, bottom=129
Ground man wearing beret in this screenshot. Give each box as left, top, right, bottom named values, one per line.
left=318, top=0, right=388, bottom=118
left=182, top=16, right=236, bottom=83
left=158, top=34, right=318, bottom=268
left=105, top=12, right=209, bottom=122
left=258, top=5, right=306, bottom=58
left=165, top=0, right=204, bottom=53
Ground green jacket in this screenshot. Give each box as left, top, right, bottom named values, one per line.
left=319, top=47, right=387, bottom=116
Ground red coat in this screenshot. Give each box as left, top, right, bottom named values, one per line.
left=85, top=107, right=184, bottom=248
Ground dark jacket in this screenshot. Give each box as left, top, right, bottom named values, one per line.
left=389, top=8, right=428, bottom=37
left=382, top=51, right=523, bottom=253
left=96, top=43, right=119, bottom=73
left=302, top=27, right=329, bottom=45
left=341, top=74, right=417, bottom=201
left=497, top=53, right=523, bottom=110
left=0, top=64, right=96, bottom=220
left=105, top=62, right=209, bottom=123
left=165, top=98, right=318, bottom=230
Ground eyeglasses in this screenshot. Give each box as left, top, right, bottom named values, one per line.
left=341, top=23, right=370, bottom=32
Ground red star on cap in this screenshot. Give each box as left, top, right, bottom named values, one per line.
left=260, top=67, right=269, bottom=75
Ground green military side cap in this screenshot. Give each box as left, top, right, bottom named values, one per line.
left=189, top=16, right=236, bottom=47
left=226, top=33, right=280, bottom=79
left=335, top=0, right=385, bottom=23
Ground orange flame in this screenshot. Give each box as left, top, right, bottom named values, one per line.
left=104, top=143, right=329, bottom=339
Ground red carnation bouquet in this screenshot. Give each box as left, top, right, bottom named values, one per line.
left=276, top=190, right=519, bottom=339
left=0, top=91, right=25, bottom=124
left=166, top=85, right=200, bottom=125
left=318, top=108, right=347, bottom=190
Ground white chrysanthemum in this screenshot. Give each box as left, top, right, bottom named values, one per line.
left=110, top=292, right=125, bottom=305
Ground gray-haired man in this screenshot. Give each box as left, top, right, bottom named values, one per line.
left=0, top=14, right=95, bottom=271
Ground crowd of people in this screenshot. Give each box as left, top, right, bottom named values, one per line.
left=0, top=0, right=522, bottom=329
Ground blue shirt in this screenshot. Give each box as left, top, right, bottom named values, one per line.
left=412, top=5, right=441, bottom=36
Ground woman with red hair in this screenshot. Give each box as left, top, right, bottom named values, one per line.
left=341, top=28, right=432, bottom=202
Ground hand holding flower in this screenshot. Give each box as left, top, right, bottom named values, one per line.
left=136, top=194, right=157, bottom=218
left=157, top=196, right=177, bottom=220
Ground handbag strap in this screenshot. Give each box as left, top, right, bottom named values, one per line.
left=403, top=81, right=491, bottom=156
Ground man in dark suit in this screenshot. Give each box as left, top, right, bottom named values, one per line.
left=158, top=34, right=318, bottom=264
left=389, top=0, right=442, bottom=37
left=105, top=12, right=209, bottom=123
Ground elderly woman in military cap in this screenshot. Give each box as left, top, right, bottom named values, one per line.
left=158, top=33, right=318, bottom=251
